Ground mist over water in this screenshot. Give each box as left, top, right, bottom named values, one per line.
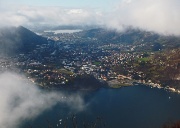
left=1, top=72, right=180, bottom=128
left=19, top=85, right=180, bottom=128
left=0, top=72, right=86, bottom=128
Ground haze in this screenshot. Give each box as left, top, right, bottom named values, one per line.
left=0, top=0, right=180, bottom=35
left=0, top=72, right=86, bottom=128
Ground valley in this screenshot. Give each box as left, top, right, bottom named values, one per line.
left=0, top=26, right=179, bottom=91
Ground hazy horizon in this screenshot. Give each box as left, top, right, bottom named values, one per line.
left=0, top=0, right=180, bottom=35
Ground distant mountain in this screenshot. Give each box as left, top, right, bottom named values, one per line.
left=0, top=26, right=48, bottom=56
left=81, top=28, right=158, bottom=42
left=79, top=28, right=180, bottom=49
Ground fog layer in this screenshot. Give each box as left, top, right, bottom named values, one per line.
left=0, top=0, right=180, bottom=35
left=0, top=72, right=86, bottom=128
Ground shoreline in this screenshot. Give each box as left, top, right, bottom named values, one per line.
left=142, top=82, right=180, bottom=94
left=106, top=78, right=180, bottom=94
left=34, top=75, right=180, bottom=94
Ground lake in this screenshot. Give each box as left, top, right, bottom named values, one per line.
left=21, top=85, right=180, bottom=128
left=44, top=29, right=82, bottom=34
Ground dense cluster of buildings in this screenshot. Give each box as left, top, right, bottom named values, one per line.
left=0, top=31, right=152, bottom=88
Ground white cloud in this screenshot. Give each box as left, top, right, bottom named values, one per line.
left=0, top=5, right=103, bottom=27
left=105, top=0, right=180, bottom=35
left=0, top=72, right=86, bottom=128
left=67, top=9, right=84, bottom=14
left=0, top=0, right=180, bottom=35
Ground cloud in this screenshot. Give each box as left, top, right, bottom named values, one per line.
left=0, top=72, right=86, bottom=128
left=0, top=0, right=180, bottom=35
left=0, top=5, right=103, bottom=27
left=105, top=0, right=180, bottom=35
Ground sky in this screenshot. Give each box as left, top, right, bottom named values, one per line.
left=0, top=0, right=180, bottom=35
left=16, top=0, right=118, bottom=9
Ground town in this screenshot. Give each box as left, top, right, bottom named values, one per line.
left=0, top=29, right=179, bottom=90
left=0, top=30, right=155, bottom=89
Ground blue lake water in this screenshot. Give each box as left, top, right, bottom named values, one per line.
left=22, top=85, right=180, bottom=128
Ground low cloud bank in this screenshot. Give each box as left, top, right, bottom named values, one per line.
left=0, top=72, right=86, bottom=128
left=105, top=0, right=180, bottom=35
left=0, top=0, right=180, bottom=33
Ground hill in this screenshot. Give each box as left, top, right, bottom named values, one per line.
left=78, top=28, right=180, bottom=50
left=0, top=26, right=48, bottom=56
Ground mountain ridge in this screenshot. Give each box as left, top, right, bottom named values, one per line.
left=78, top=27, right=180, bottom=49
left=0, top=26, right=48, bottom=56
